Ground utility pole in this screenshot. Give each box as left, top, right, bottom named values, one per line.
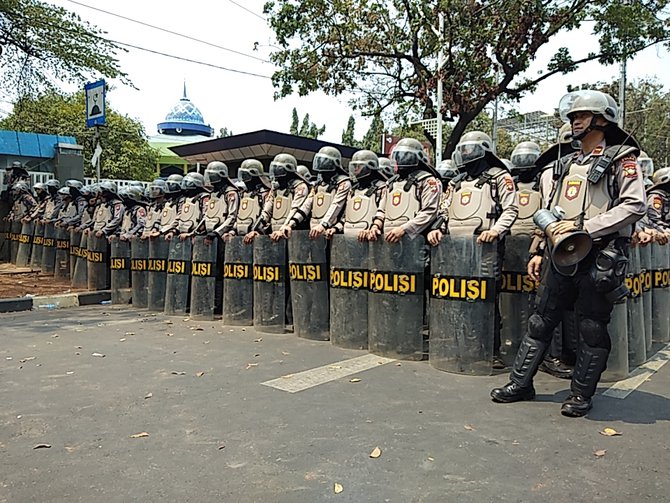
left=618, top=58, right=627, bottom=128
left=492, top=64, right=499, bottom=155
left=435, top=12, right=445, bottom=165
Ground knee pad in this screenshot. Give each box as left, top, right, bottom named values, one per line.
left=578, top=318, right=608, bottom=348
left=527, top=313, right=553, bottom=342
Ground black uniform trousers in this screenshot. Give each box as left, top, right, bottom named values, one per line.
left=527, top=248, right=614, bottom=352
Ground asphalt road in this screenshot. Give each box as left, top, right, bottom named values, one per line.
left=1, top=306, right=669, bottom=502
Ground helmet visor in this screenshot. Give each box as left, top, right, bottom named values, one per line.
left=348, top=160, right=373, bottom=180
left=510, top=152, right=539, bottom=168
left=639, top=159, right=653, bottom=178
left=391, top=147, right=421, bottom=169
left=313, top=153, right=339, bottom=173
left=453, top=141, right=486, bottom=166
left=269, top=163, right=288, bottom=180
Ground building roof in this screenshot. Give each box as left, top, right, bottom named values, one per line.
left=157, top=83, right=213, bottom=137
left=169, top=129, right=359, bottom=166
left=0, top=130, right=77, bottom=158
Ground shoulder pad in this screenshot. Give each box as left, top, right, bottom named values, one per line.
left=486, top=167, right=507, bottom=179
left=414, top=170, right=432, bottom=181
left=605, top=145, right=639, bottom=162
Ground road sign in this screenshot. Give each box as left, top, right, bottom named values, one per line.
left=85, top=80, right=106, bottom=128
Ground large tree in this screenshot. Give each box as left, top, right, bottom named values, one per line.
left=0, top=0, right=127, bottom=97
left=265, top=0, right=670, bottom=157
left=0, top=91, right=158, bottom=181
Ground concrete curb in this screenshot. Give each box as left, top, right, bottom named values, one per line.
left=0, top=290, right=111, bottom=314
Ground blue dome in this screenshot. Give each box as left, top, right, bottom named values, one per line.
left=157, top=83, right=213, bottom=137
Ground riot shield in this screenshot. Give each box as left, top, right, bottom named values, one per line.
left=71, top=231, right=88, bottom=288
left=639, top=244, right=653, bottom=353
left=651, top=243, right=670, bottom=343
left=189, top=236, right=217, bottom=320
left=603, top=299, right=629, bottom=381
left=626, top=246, right=645, bottom=368
left=87, top=234, right=109, bottom=291
left=147, top=237, right=169, bottom=311
left=110, top=238, right=131, bottom=304
left=164, top=238, right=192, bottom=316
left=54, top=226, right=71, bottom=280
left=288, top=231, right=329, bottom=341
left=368, top=236, right=425, bottom=360
left=68, top=228, right=78, bottom=278
left=9, top=220, right=21, bottom=264
left=131, top=237, right=149, bottom=308
left=0, top=201, right=9, bottom=262
left=15, top=221, right=34, bottom=267
left=222, top=236, right=253, bottom=326
left=40, top=222, right=57, bottom=274
left=329, top=233, right=369, bottom=349
left=253, top=235, right=287, bottom=334
left=429, top=236, right=498, bottom=374
left=30, top=221, right=44, bottom=270
left=499, top=235, right=535, bottom=367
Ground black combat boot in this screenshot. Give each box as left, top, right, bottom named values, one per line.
left=561, top=346, right=609, bottom=417
left=539, top=356, right=574, bottom=379
left=491, top=335, right=548, bottom=403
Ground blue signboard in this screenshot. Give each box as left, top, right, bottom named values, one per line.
left=85, top=79, right=106, bottom=128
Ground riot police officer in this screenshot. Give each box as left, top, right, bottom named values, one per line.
left=268, top=153, right=312, bottom=240
left=141, top=180, right=167, bottom=239
left=118, top=186, right=147, bottom=241
left=428, top=131, right=518, bottom=368
left=9, top=181, right=37, bottom=223
left=153, top=174, right=183, bottom=238
left=165, top=173, right=209, bottom=240
left=330, top=149, right=389, bottom=240
left=368, top=138, right=441, bottom=242
left=42, top=180, right=63, bottom=225
left=23, top=183, right=48, bottom=223
left=491, top=90, right=646, bottom=417
left=308, top=146, right=352, bottom=239
left=93, top=181, right=125, bottom=238
left=59, top=181, right=87, bottom=230
left=647, top=167, right=670, bottom=232
left=230, top=160, right=273, bottom=242
left=198, top=161, right=240, bottom=241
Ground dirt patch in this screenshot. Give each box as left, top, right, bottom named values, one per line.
left=0, top=271, right=85, bottom=298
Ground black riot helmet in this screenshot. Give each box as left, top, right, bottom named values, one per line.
left=349, top=150, right=380, bottom=184
left=181, top=172, right=206, bottom=196
left=125, top=186, right=146, bottom=205
left=33, top=182, right=47, bottom=201
left=238, top=159, right=271, bottom=190
left=391, top=138, right=430, bottom=173
left=65, top=179, right=84, bottom=199
left=99, top=180, right=118, bottom=201
left=204, top=161, right=229, bottom=190
left=378, top=157, right=395, bottom=179
left=45, top=179, right=61, bottom=196
left=312, top=146, right=344, bottom=177
left=148, top=179, right=167, bottom=200
left=269, top=153, right=299, bottom=188
left=165, top=174, right=184, bottom=196
left=436, top=159, right=459, bottom=182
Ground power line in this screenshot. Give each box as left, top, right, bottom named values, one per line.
left=23, top=15, right=273, bottom=79
left=226, top=0, right=267, bottom=22
left=65, top=0, right=270, bottom=63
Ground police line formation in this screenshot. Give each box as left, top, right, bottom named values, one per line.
left=3, top=90, right=670, bottom=418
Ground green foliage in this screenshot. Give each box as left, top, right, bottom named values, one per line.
left=341, top=115, right=360, bottom=146
left=218, top=127, right=234, bottom=138
left=0, top=0, right=127, bottom=97
left=0, top=91, right=158, bottom=180
left=289, top=108, right=299, bottom=135
left=290, top=109, right=326, bottom=138
left=361, top=114, right=384, bottom=152
left=264, top=0, right=670, bottom=157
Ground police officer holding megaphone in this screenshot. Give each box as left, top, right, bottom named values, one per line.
left=491, top=90, right=646, bottom=417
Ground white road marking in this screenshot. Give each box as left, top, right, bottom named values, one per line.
left=262, top=354, right=395, bottom=393
left=603, top=343, right=670, bottom=399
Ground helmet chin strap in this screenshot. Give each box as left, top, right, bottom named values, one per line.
left=571, top=115, right=607, bottom=141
